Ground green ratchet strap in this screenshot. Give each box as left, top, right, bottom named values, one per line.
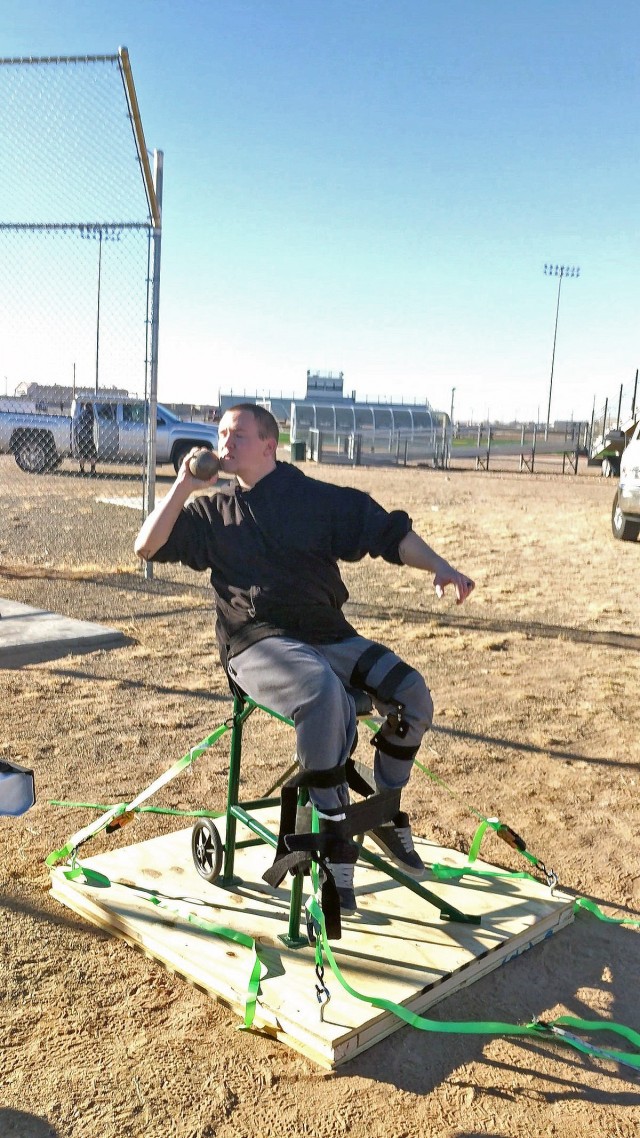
left=409, top=751, right=640, bottom=929
left=306, top=896, right=640, bottom=1071
left=573, top=896, right=640, bottom=928
left=48, top=711, right=640, bottom=1049
left=50, top=801, right=224, bottom=819
left=62, top=862, right=263, bottom=1029
left=46, top=722, right=230, bottom=867
left=429, top=817, right=640, bottom=929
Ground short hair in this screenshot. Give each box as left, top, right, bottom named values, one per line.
left=225, top=403, right=279, bottom=443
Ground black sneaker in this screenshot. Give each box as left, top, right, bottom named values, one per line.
left=368, top=811, right=426, bottom=878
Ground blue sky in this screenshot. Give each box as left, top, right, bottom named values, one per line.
left=2, top=1, right=639, bottom=423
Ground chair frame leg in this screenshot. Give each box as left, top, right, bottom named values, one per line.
left=216, top=694, right=479, bottom=945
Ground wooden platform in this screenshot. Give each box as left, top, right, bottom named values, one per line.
left=50, top=809, right=574, bottom=1067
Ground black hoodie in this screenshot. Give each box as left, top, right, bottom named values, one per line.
left=150, top=462, right=412, bottom=660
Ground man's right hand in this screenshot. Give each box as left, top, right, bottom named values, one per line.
left=134, top=450, right=217, bottom=561
left=180, top=447, right=220, bottom=487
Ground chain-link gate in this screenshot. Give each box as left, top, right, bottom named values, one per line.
left=0, top=50, right=161, bottom=580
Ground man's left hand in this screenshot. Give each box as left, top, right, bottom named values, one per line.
left=434, top=569, right=475, bottom=605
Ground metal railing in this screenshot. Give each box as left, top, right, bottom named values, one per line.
left=306, top=427, right=448, bottom=467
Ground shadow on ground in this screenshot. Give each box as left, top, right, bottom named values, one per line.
left=340, top=915, right=640, bottom=1101
left=0, top=1108, right=59, bottom=1136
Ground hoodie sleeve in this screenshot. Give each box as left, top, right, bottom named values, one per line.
left=330, top=486, right=412, bottom=565
left=147, top=495, right=217, bottom=571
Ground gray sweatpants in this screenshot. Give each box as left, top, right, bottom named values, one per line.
left=227, top=635, right=433, bottom=814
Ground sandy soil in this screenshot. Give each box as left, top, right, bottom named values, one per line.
left=1, top=457, right=639, bottom=1138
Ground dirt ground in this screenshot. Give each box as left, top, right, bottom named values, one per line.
left=1, top=457, right=639, bottom=1138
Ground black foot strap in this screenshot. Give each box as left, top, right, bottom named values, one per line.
left=263, top=764, right=349, bottom=888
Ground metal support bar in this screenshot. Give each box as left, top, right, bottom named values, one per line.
left=221, top=696, right=256, bottom=883
left=213, top=692, right=480, bottom=943
left=118, top=47, right=161, bottom=227
left=358, top=848, right=480, bottom=924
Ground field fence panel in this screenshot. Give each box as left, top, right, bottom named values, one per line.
left=592, top=379, right=639, bottom=448
left=0, top=54, right=156, bottom=585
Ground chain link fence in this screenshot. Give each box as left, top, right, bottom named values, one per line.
left=0, top=51, right=161, bottom=584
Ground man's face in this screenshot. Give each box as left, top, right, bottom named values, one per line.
left=217, top=409, right=276, bottom=483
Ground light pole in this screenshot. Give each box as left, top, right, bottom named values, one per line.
left=543, top=264, right=580, bottom=439
left=80, top=225, right=120, bottom=397
left=95, top=228, right=103, bottom=396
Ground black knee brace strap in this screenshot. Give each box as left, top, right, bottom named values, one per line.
left=370, top=732, right=419, bottom=762
left=349, top=644, right=414, bottom=738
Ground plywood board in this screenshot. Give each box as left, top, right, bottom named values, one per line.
left=50, top=808, right=574, bottom=1067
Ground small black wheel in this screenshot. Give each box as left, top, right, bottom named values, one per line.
left=191, top=818, right=224, bottom=882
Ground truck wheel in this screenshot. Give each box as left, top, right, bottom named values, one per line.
left=14, top=435, right=57, bottom=474
left=611, top=492, right=640, bottom=541
left=173, top=444, right=192, bottom=473
left=173, top=442, right=213, bottom=473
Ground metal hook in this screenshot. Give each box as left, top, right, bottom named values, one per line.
left=315, top=962, right=331, bottom=1021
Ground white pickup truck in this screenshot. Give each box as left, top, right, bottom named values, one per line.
left=611, top=421, right=640, bottom=541
left=0, top=398, right=218, bottom=474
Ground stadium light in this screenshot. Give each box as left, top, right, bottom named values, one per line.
left=543, top=264, right=581, bottom=439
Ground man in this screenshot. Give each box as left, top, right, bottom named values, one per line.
left=135, top=403, right=474, bottom=913
left=75, top=400, right=97, bottom=476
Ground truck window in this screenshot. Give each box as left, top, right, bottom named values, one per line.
left=122, top=403, right=146, bottom=424
left=96, top=404, right=116, bottom=421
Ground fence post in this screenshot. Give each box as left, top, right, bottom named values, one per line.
left=588, top=400, right=595, bottom=455
left=144, top=149, right=163, bottom=581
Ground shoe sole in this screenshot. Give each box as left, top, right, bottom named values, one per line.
left=367, top=832, right=427, bottom=879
